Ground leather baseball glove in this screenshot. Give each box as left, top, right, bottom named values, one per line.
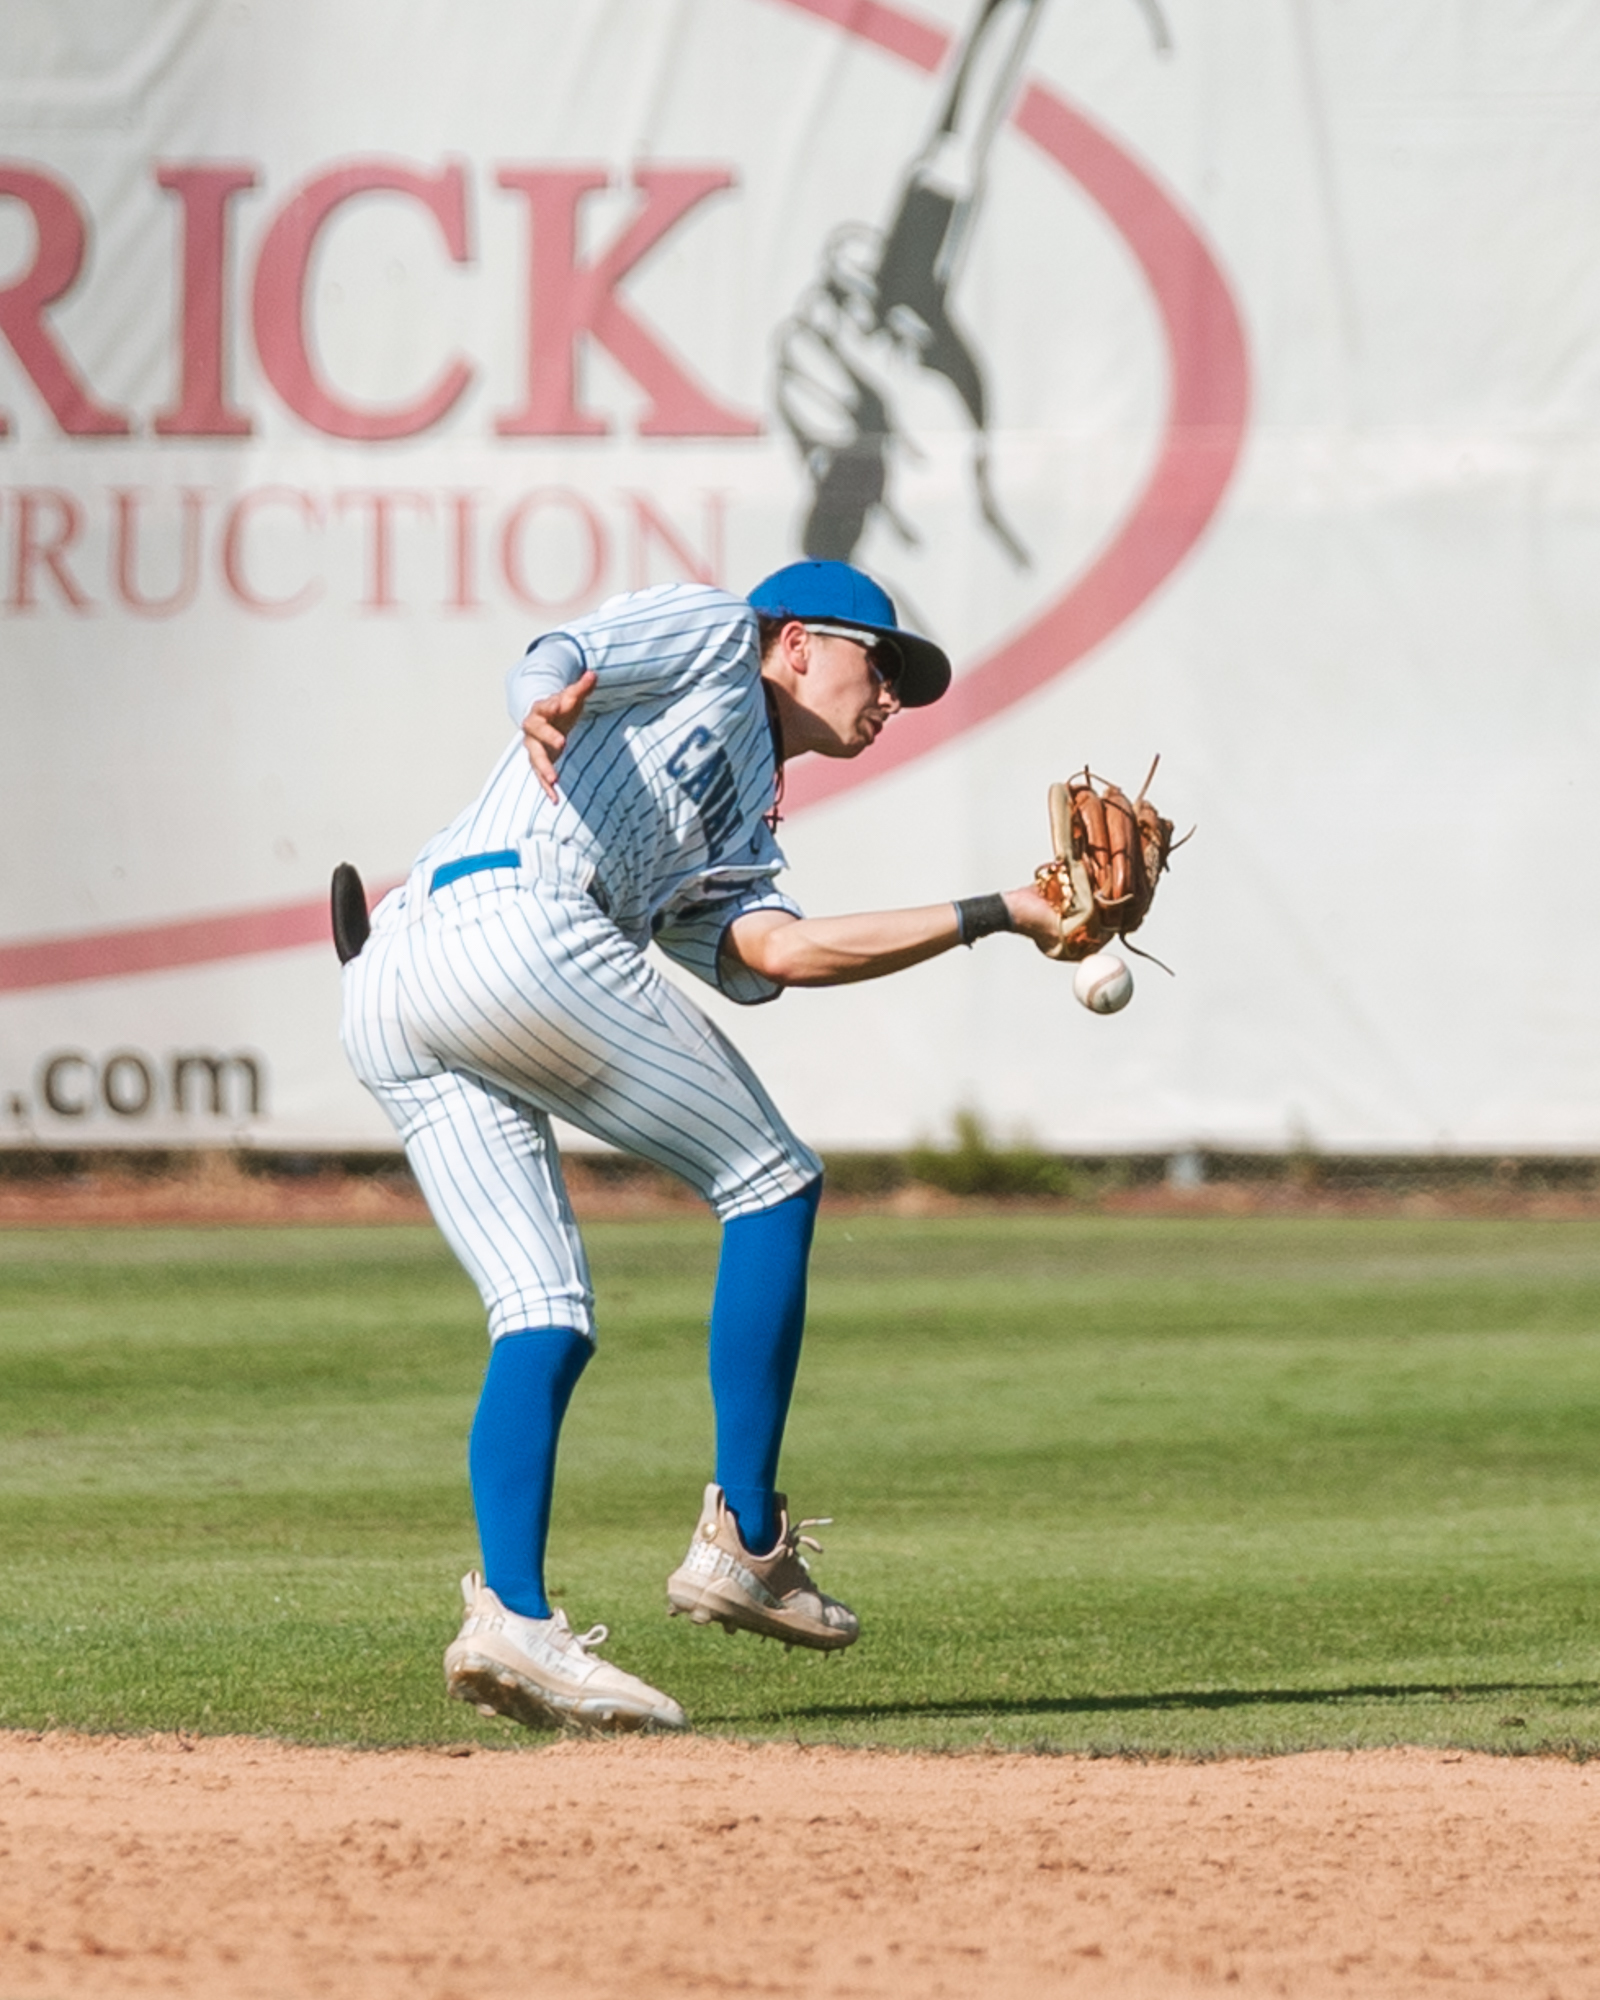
left=1033, top=760, right=1178, bottom=963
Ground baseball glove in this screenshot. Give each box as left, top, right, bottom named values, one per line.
left=1033, top=759, right=1177, bottom=963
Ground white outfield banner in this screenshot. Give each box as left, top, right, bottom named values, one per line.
left=2, top=0, right=1598, bottom=1155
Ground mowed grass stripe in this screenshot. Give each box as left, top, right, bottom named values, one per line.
left=1, top=1216, right=1597, bottom=1753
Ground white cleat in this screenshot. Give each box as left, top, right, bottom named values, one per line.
left=666, top=1484, right=860, bottom=1653
left=445, top=1573, right=686, bottom=1733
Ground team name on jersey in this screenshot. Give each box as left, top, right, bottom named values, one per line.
left=665, top=725, right=743, bottom=860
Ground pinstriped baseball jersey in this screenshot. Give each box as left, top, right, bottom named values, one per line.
left=419, top=583, right=797, bottom=950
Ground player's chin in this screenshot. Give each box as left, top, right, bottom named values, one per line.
left=817, top=731, right=879, bottom=760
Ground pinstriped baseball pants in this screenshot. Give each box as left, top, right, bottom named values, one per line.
left=340, top=854, right=821, bottom=1342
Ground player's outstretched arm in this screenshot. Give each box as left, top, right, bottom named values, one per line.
left=521, top=670, right=597, bottom=802
left=726, top=884, right=1059, bottom=988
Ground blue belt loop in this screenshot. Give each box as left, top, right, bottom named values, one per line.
left=429, top=848, right=522, bottom=893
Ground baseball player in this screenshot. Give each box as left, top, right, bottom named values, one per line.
left=340, top=558, right=1063, bottom=1731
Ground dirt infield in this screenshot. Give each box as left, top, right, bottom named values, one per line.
left=1, top=1734, right=1595, bottom=1999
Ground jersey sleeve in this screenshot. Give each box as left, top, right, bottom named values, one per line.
left=651, top=877, right=803, bottom=1007
left=545, top=584, right=758, bottom=714
left=505, top=632, right=586, bottom=724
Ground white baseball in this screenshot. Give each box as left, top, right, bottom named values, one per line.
left=1072, top=952, right=1133, bottom=1014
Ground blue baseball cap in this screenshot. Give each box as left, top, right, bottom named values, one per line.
left=747, top=560, right=951, bottom=709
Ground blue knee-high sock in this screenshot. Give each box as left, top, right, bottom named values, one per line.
left=709, top=1177, right=822, bottom=1554
left=468, top=1327, right=591, bottom=1620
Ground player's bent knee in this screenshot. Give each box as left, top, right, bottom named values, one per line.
left=709, top=1150, right=823, bottom=1223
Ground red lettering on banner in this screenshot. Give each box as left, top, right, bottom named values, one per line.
left=494, top=168, right=759, bottom=439
left=252, top=160, right=474, bottom=441
left=112, top=487, right=205, bottom=616
left=221, top=487, right=323, bottom=615
left=0, top=168, right=130, bottom=438
left=335, top=489, right=431, bottom=610
left=445, top=490, right=481, bottom=611
left=153, top=165, right=258, bottom=437
left=0, top=479, right=739, bottom=618
left=626, top=490, right=726, bottom=587
left=501, top=489, right=606, bottom=611
left=8, top=488, right=93, bottom=609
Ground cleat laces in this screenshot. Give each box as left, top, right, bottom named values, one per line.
left=786, top=1516, right=832, bottom=1561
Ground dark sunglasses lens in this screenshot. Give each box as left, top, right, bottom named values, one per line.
left=870, top=639, right=903, bottom=685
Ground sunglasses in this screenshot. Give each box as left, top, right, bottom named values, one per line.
left=801, top=622, right=903, bottom=688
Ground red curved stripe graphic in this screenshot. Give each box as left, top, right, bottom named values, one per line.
left=0, top=897, right=336, bottom=995
left=0, top=884, right=411, bottom=995
left=770, top=0, right=948, bottom=70
left=0, top=1, right=1246, bottom=994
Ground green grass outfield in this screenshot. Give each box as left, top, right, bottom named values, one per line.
left=2, top=1214, right=1598, bottom=1757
